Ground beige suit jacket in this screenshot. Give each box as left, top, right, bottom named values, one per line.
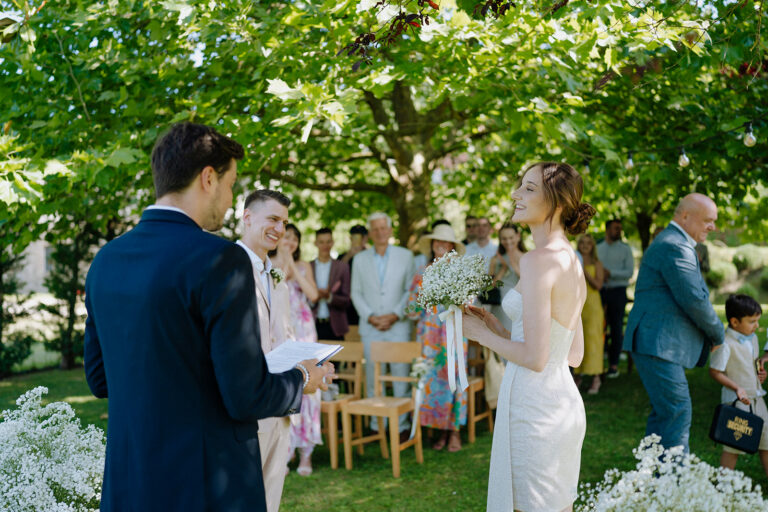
left=255, top=270, right=294, bottom=432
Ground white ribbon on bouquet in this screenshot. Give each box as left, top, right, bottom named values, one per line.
left=438, top=304, right=469, bottom=393
left=409, top=379, right=425, bottom=440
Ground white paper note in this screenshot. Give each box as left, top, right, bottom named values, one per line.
left=265, top=341, right=343, bottom=373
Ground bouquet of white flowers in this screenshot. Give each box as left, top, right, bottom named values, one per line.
left=576, top=435, right=768, bottom=511
left=0, top=387, right=105, bottom=512
left=415, top=251, right=496, bottom=392
left=416, top=251, right=495, bottom=311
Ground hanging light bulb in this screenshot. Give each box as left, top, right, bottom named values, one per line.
left=744, top=123, right=757, bottom=148
left=625, top=151, right=634, bottom=170
left=678, top=148, right=690, bottom=168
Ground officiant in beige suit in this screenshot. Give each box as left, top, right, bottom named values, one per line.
left=237, top=189, right=295, bottom=512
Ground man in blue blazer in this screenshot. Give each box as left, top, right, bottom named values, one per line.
left=624, top=193, right=724, bottom=452
left=84, top=122, right=332, bottom=511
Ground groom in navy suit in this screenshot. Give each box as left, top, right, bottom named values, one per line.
left=84, top=122, right=333, bottom=511
left=624, top=193, right=724, bottom=452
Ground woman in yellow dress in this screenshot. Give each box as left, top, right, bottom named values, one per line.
left=575, top=234, right=605, bottom=394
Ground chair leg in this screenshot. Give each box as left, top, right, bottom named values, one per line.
left=389, top=414, right=401, bottom=478
left=468, top=385, right=477, bottom=444
left=328, top=407, right=339, bottom=469
left=341, top=409, right=353, bottom=470
left=378, top=416, right=389, bottom=459
left=487, top=403, right=495, bottom=433
left=414, top=414, right=423, bottom=464
left=355, top=415, right=364, bottom=455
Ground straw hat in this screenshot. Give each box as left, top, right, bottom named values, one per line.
left=418, top=224, right=466, bottom=257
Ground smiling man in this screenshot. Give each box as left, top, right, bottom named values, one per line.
left=236, top=189, right=298, bottom=512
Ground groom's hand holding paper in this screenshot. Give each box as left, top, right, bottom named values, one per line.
left=298, top=359, right=336, bottom=394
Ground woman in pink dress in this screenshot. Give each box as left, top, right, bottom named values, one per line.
left=271, top=224, right=321, bottom=476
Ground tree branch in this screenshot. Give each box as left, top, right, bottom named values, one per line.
left=259, top=166, right=389, bottom=194
left=431, top=126, right=503, bottom=161
left=52, top=31, right=92, bottom=123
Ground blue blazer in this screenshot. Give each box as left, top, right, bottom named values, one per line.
left=623, top=224, right=724, bottom=368
left=84, top=209, right=304, bottom=512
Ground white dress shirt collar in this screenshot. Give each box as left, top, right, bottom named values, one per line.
left=235, top=240, right=272, bottom=274
left=146, top=204, right=194, bottom=221
left=669, top=221, right=697, bottom=248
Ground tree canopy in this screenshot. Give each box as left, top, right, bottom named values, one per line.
left=1, top=0, right=766, bottom=250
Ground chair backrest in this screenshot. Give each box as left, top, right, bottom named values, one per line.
left=467, top=340, right=486, bottom=376
left=370, top=341, right=421, bottom=397
left=319, top=340, right=364, bottom=398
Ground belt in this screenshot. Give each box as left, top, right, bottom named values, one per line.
left=317, top=318, right=330, bottom=323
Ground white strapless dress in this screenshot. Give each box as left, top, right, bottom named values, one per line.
left=487, top=289, right=586, bottom=512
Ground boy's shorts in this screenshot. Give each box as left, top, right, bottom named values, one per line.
left=723, top=395, right=768, bottom=454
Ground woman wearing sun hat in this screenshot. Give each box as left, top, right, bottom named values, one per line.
left=406, top=224, right=468, bottom=452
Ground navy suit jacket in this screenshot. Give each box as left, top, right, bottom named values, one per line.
left=84, top=209, right=303, bottom=511
left=623, top=224, right=724, bottom=368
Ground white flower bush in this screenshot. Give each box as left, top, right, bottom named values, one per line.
left=576, top=435, right=768, bottom=511
left=416, top=251, right=494, bottom=310
left=0, top=386, right=105, bottom=511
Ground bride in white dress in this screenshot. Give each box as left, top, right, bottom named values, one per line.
left=463, top=162, right=595, bottom=512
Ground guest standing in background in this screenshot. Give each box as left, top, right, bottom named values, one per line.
left=407, top=224, right=468, bottom=452
left=597, top=219, right=634, bottom=378
left=574, top=234, right=605, bottom=395
left=339, top=224, right=368, bottom=330
left=463, top=215, right=478, bottom=245
left=465, top=216, right=498, bottom=270
left=271, top=224, right=322, bottom=476
left=351, top=212, right=414, bottom=435
left=489, top=223, right=526, bottom=333
left=414, top=219, right=452, bottom=270
left=311, top=228, right=351, bottom=341
left=625, top=193, right=724, bottom=452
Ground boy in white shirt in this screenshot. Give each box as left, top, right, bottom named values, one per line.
left=709, top=294, right=768, bottom=476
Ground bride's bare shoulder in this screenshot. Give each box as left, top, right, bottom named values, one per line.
left=520, top=248, right=569, bottom=276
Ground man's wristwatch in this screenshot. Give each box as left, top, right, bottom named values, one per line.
left=295, top=362, right=310, bottom=388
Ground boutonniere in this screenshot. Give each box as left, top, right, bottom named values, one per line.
left=270, top=267, right=285, bottom=284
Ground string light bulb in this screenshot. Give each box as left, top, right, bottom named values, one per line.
left=625, top=151, right=634, bottom=170
left=678, top=148, right=690, bottom=167
left=744, top=123, right=757, bottom=148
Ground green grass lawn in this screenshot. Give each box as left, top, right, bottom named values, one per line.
left=1, top=360, right=766, bottom=510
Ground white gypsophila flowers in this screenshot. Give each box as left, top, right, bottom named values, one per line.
left=416, top=251, right=495, bottom=310
left=0, top=386, right=105, bottom=512
left=575, top=435, right=768, bottom=511
left=409, top=357, right=434, bottom=382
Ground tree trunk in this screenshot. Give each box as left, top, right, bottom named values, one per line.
left=636, top=211, right=654, bottom=252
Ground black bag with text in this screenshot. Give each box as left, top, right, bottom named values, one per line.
left=709, top=399, right=764, bottom=454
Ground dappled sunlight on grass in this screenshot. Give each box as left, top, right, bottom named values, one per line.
left=62, top=395, right=98, bottom=404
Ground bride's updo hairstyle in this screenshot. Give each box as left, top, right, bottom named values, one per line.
left=525, top=161, right=596, bottom=235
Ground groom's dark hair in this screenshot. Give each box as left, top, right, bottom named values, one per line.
left=243, top=189, right=291, bottom=211
left=151, top=122, right=244, bottom=198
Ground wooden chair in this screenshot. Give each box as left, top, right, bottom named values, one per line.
left=340, top=341, right=424, bottom=477
left=466, top=340, right=495, bottom=443
left=319, top=341, right=364, bottom=469
left=344, top=324, right=361, bottom=341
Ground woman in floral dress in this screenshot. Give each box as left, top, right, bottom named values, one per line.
left=271, top=224, right=321, bottom=475
left=407, top=224, right=468, bottom=452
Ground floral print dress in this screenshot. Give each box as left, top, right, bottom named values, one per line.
left=287, top=267, right=322, bottom=452
left=407, top=267, right=468, bottom=431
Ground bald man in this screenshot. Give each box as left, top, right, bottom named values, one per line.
left=624, top=193, right=724, bottom=452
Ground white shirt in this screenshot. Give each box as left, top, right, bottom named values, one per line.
left=235, top=240, right=272, bottom=305
left=466, top=240, right=498, bottom=270
left=314, top=259, right=332, bottom=319
left=669, top=220, right=697, bottom=249
left=146, top=204, right=194, bottom=220
left=710, top=328, right=766, bottom=402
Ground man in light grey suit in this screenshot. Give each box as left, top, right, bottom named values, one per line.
left=351, top=212, right=414, bottom=433
left=624, top=193, right=724, bottom=452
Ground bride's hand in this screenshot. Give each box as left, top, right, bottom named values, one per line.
left=462, top=309, right=492, bottom=345
left=464, top=305, right=507, bottom=338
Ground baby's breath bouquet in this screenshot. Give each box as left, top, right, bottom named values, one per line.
left=416, top=251, right=496, bottom=392
left=576, top=435, right=768, bottom=511
left=416, top=251, right=495, bottom=310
